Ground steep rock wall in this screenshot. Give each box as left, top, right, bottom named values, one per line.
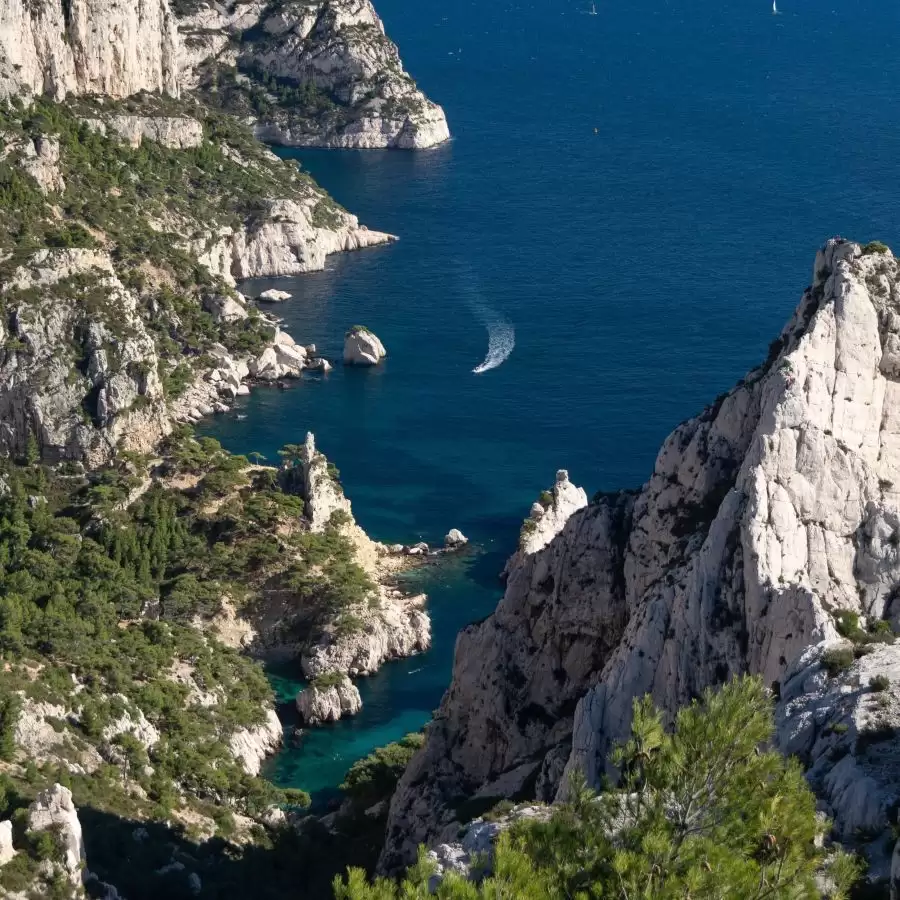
left=0, top=0, right=180, bottom=100
left=383, top=239, right=900, bottom=876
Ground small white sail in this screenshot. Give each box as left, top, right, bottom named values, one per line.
left=772, top=0, right=779, bottom=13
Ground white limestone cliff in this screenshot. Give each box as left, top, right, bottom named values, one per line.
left=228, top=709, right=283, bottom=777
left=183, top=0, right=450, bottom=149
left=382, top=239, right=900, bottom=884
left=227, top=199, right=395, bottom=281
left=81, top=114, right=204, bottom=149
left=0, top=0, right=180, bottom=100
left=0, top=0, right=449, bottom=151
left=301, top=591, right=430, bottom=678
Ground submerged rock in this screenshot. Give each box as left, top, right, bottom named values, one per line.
left=344, top=326, right=387, bottom=366
left=296, top=674, right=363, bottom=725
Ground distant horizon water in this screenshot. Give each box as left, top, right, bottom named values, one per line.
left=203, top=0, right=900, bottom=800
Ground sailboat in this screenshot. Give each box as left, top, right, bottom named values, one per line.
left=588, top=2, right=597, bottom=14
left=772, top=0, right=780, bottom=14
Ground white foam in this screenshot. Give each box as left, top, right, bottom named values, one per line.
left=472, top=312, right=515, bottom=374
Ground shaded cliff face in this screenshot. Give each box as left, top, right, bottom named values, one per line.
left=0, top=0, right=449, bottom=149
left=383, top=239, right=900, bottom=876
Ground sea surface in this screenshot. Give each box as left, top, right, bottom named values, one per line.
left=203, top=0, right=900, bottom=802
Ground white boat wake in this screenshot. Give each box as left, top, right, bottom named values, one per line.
left=472, top=308, right=515, bottom=374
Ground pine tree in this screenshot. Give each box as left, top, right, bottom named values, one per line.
left=333, top=677, right=860, bottom=900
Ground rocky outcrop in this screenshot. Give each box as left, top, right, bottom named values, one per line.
left=511, top=470, right=588, bottom=564
left=0, top=0, right=180, bottom=100
left=777, top=640, right=900, bottom=879
left=227, top=200, right=395, bottom=281
left=289, top=431, right=352, bottom=532
left=82, top=114, right=204, bottom=149
left=185, top=0, right=450, bottom=149
left=296, top=674, right=362, bottom=724
left=228, top=708, right=283, bottom=776
left=28, top=783, right=86, bottom=886
left=343, top=325, right=386, bottom=366
left=383, top=239, right=900, bottom=879
left=301, top=591, right=430, bottom=678
left=0, top=133, right=65, bottom=194
left=426, top=806, right=551, bottom=888
left=250, top=433, right=433, bottom=678
left=0, top=248, right=169, bottom=464
left=444, top=529, right=468, bottom=548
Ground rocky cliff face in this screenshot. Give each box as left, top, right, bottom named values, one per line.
left=186, top=0, right=450, bottom=149
left=0, top=0, right=449, bottom=150
left=383, top=239, right=900, bottom=883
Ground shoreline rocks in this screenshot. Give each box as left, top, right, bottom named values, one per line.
left=301, top=592, right=431, bottom=679
left=344, top=325, right=387, bottom=366
left=227, top=709, right=283, bottom=777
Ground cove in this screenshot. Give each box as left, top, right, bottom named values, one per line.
left=202, top=0, right=900, bottom=801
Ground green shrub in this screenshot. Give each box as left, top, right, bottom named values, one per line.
left=311, top=672, right=346, bottom=691
left=340, top=733, right=424, bottom=809
left=822, top=646, right=855, bottom=677
left=862, top=241, right=890, bottom=255
left=869, top=674, right=891, bottom=692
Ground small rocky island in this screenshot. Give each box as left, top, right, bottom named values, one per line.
left=344, top=325, right=388, bottom=366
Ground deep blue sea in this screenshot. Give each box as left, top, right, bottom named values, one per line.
left=204, top=0, right=900, bottom=802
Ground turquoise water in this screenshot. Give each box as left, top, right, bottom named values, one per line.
left=203, top=0, right=900, bottom=801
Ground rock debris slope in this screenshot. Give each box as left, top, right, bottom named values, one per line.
left=383, top=239, right=900, bottom=882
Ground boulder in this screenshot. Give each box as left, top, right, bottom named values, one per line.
left=296, top=674, right=362, bottom=725
left=308, top=357, right=333, bottom=373
left=257, top=289, right=292, bottom=303
left=444, top=529, right=468, bottom=548
left=343, top=326, right=386, bottom=366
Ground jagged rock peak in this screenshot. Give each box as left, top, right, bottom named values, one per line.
left=381, top=238, right=900, bottom=885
